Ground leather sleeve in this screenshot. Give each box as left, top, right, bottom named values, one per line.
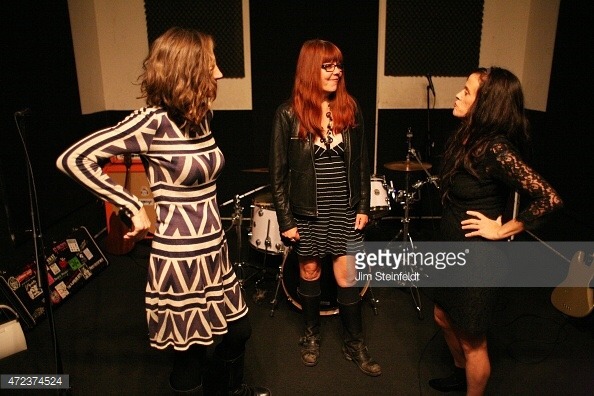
left=269, top=103, right=297, bottom=232
left=356, top=106, right=371, bottom=214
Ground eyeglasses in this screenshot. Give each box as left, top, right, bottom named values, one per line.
left=321, top=63, right=344, bottom=72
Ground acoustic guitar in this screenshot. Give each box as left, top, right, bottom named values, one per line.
left=550, top=251, right=594, bottom=318
left=104, top=154, right=135, bottom=255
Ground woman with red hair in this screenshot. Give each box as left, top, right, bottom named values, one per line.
left=269, top=39, right=380, bottom=377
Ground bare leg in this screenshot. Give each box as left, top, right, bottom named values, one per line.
left=460, top=334, right=490, bottom=396
left=432, top=304, right=490, bottom=395
left=433, top=305, right=465, bottom=368
left=332, top=255, right=354, bottom=287
left=300, top=256, right=322, bottom=281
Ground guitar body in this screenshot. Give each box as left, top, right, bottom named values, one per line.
left=551, top=251, right=594, bottom=318
left=103, top=154, right=136, bottom=255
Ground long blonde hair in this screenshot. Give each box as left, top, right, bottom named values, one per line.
left=140, top=27, right=218, bottom=126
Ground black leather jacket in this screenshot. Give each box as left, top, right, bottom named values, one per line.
left=269, top=101, right=370, bottom=232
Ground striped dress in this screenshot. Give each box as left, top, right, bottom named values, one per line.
left=294, top=140, right=363, bottom=257
left=56, top=107, right=247, bottom=350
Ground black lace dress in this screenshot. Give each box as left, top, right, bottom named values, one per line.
left=432, top=137, right=563, bottom=335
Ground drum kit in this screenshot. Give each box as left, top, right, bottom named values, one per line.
left=372, top=127, right=439, bottom=319
left=372, top=127, right=440, bottom=242
left=223, top=129, right=438, bottom=318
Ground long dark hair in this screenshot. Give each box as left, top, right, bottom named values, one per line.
left=440, top=67, right=531, bottom=203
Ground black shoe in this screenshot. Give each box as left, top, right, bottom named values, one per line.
left=212, top=352, right=270, bottom=396
left=230, top=383, right=270, bottom=396
left=169, top=380, right=203, bottom=396
left=342, top=343, right=382, bottom=377
left=428, top=368, right=467, bottom=393
left=299, top=334, right=320, bottom=366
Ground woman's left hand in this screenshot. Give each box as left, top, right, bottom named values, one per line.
left=355, top=214, right=369, bottom=230
left=461, top=210, right=503, bottom=240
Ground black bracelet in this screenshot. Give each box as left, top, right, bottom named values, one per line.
left=118, top=207, right=133, bottom=227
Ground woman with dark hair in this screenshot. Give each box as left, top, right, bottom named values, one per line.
left=430, top=67, right=563, bottom=395
left=269, top=39, right=381, bottom=377
left=57, top=27, right=269, bottom=396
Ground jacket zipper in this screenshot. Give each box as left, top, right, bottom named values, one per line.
left=308, top=136, right=319, bottom=216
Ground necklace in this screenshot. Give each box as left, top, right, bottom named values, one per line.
left=320, top=106, right=334, bottom=148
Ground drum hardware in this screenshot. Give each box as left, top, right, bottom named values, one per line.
left=241, top=167, right=269, bottom=173
left=220, top=184, right=270, bottom=288
left=249, top=193, right=287, bottom=255
left=412, top=176, right=439, bottom=190
left=387, top=127, right=439, bottom=320
left=408, top=148, right=440, bottom=190
left=383, top=159, right=432, bottom=172
left=269, top=245, right=292, bottom=317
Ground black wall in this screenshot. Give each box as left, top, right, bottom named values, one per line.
left=1, top=0, right=592, bottom=270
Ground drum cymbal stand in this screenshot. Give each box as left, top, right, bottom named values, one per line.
left=268, top=245, right=292, bottom=317
left=221, top=185, right=269, bottom=289
left=392, top=128, right=424, bottom=320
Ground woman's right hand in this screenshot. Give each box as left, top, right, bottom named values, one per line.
left=124, top=206, right=152, bottom=241
left=282, top=227, right=300, bottom=243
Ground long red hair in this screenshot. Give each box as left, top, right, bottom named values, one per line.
left=291, top=40, right=357, bottom=139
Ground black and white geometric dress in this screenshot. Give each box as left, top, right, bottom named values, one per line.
left=293, top=140, right=363, bottom=258
left=57, top=107, right=247, bottom=350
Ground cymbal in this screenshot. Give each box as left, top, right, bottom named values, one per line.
left=384, top=160, right=432, bottom=172
left=242, top=167, right=269, bottom=173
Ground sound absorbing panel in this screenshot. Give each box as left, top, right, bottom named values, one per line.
left=144, top=0, right=244, bottom=78
left=385, top=0, right=484, bottom=77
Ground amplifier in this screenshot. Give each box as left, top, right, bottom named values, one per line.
left=103, top=161, right=157, bottom=235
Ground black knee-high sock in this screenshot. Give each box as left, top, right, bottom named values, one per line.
left=336, top=285, right=360, bottom=305
left=337, top=286, right=363, bottom=341
left=298, top=278, right=321, bottom=330
left=215, top=315, right=252, bottom=360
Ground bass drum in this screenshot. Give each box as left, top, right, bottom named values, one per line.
left=280, top=251, right=369, bottom=316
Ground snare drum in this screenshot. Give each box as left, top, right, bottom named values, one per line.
left=249, top=193, right=286, bottom=255
left=281, top=252, right=369, bottom=316
left=370, top=175, right=391, bottom=218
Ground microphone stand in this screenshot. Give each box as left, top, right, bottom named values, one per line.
left=14, top=110, right=69, bottom=395
left=220, top=184, right=270, bottom=288
left=425, top=74, right=436, bottom=160
left=426, top=86, right=432, bottom=159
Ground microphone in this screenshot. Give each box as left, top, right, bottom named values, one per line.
left=426, top=74, right=435, bottom=96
